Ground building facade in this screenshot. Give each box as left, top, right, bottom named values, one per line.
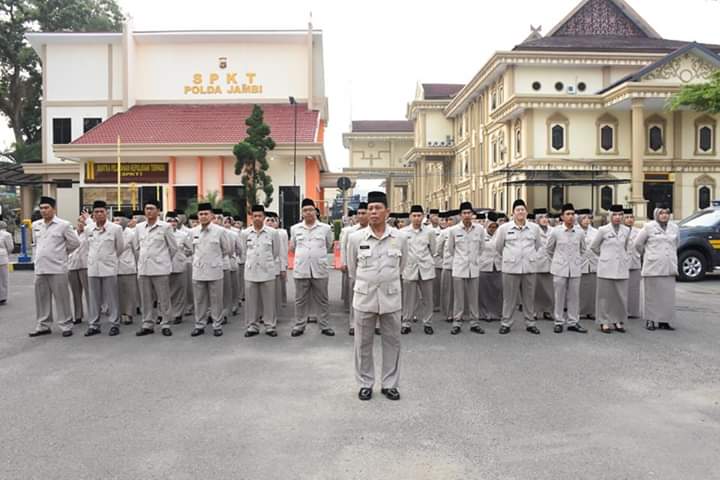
left=24, top=22, right=330, bottom=222
left=345, top=0, right=720, bottom=219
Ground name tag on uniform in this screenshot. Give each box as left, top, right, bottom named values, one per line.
left=507, top=231, right=516, bottom=236
left=359, top=245, right=370, bottom=250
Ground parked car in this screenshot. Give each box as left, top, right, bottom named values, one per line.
left=677, top=201, right=720, bottom=281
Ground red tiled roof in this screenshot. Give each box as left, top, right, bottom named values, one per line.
left=421, top=83, right=464, bottom=100
left=72, top=103, right=320, bottom=145
left=351, top=120, right=413, bottom=133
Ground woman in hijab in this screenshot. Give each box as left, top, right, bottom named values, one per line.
left=634, top=204, right=679, bottom=331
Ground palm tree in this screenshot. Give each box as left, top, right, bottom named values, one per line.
left=185, top=191, right=239, bottom=216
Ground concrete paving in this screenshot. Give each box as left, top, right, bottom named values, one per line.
left=0, top=270, right=719, bottom=480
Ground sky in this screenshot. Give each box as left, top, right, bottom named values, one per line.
left=2, top=0, right=720, bottom=182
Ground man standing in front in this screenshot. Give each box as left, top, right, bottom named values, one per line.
left=447, top=202, right=485, bottom=335
left=242, top=205, right=281, bottom=338
left=84, top=200, right=125, bottom=337
left=400, top=205, right=437, bottom=335
left=29, top=196, right=80, bottom=338
left=546, top=204, right=588, bottom=334
left=347, top=191, right=407, bottom=401
left=133, top=200, right=178, bottom=337
left=290, top=198, right=335, bottom=337
left=190, top=203, right=231, bottom=337
left=495, top=199, right=542, bottom=335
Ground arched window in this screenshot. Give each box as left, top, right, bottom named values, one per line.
left=596, top=113, right=618, bottom=154
left=551, top=186, right=564, bottom=211
left=547, top=113, right=569, bottom=154
left=695, top=115, right=716, bottom=155
left=551, top=125, right=565, bottom=151
left=646, top=115, right=666, bottom=154
left=699, top=186, right=711, bottom=210
left=601, top=186, right=613, bottom=211
left=515, top=124, right=522, bottom=158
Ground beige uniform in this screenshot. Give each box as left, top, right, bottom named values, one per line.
left=478, top=233, right=502, bottom=321
left=627, top=227, right=643, bottom=318
left=438, top=228, right=455, bottom=319
left=534, top=226, right=554, bottom=316
left=276, top=228, right=289, bottom=308
left=430, top=225, right=443, bottom=312
left=347, top=226, right=407, bottom=390
left=117, top=228, right=138, bottom=320
left=546, top=225, right=586, bottom=326
left=86, top=221, right=124, bottom=329
left=341, top=224, right=361, bottom=327
left=133, top=220, right=178, bottom=330
left=447, top=223, right=485, bottom=328
left=169, top=227, right=193, bottom=320
left=67, top=229, right=89, bottom=321
left=400, top=225, right=437, bottom=327
left=635, top=221, right=679, bottom=325
left=31, top=216, right=80, bottom=333
left=590, top=224, right=631, bottom=326
left=579, top=226, right=599, bottom=317
left=494, top=221, right=542, bottom=328
left=0, top=229, right=15, bottom=303
left=290, top=221, right=334, bottom=332
left=191, top=223, right=230, bottom=330
left=241, top=225, right=280, bottom=333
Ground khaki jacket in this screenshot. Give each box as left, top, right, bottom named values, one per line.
left=118, top=228, right=137, bottom=275
left=634, top=221, right=679, bottom=277
left=240, top=225, right=280, bottom=283
left=133, top=220, right=178, bottom=276
left=191, top=223, right=230, bottom=282
left=478, top=233, right=502, bottom=272
left=32, top=216, right=80, bottom=275
left=580, top=226, right=599, bottom=274
left=534, top=226, right=552, bottom=273
left=290, top=221, right=333, bottom=279
left=590, top=224, right=631, bottom=280
left=546, top=224, right=586, bottom=278
left=171, top=228, right=193, bottom=274
left=87, top=221, right=125, bottom=277
left=447, top=223, right=485, bottom=278
left=400, top=225, right=437, bottom=281
left=494, top=221, right=542, bottom=274
left=67, top=230, right=88, bottom=271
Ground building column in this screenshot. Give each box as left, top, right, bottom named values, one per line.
left=630, top=98, right=647, bottom=220
left=168, top=156, right=177, bottom=210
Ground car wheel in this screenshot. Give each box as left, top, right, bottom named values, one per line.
left=678, top=250, right=707, bottom=282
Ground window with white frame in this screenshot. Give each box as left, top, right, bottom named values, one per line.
left=547, top=113, right=569, bottom=154
left=596, top=113, right=618, bottom=154
left=699, top=185, right=712, bottom=210
left=515, top=123, right=522, bottom=158
left=695, top=115, right=716, bottom=155
left=646, top=115, right=666, bottom=154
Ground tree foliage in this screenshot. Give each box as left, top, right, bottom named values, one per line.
left=670, top=70, right=720, bottom=114
left=185, top=191, right=238, bottom=217
left=233, top=104, right=276, bottom=210
left=0, top=0, right=124, bottom=162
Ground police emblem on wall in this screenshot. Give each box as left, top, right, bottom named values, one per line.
left=219, top=57, right=227, bottom=69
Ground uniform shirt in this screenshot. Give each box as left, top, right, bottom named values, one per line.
left=447, top=222, right=485, bottom=279
left=132, top=220, right=178, bottom=276
left=181, top=225, right=194, bottom=266
left=67, top=230, right=88, bottom=271
left=534, top=226, right=552, bottom=274
left=170, top=228, right=193, bottom=274
left=87, top=221, right=124, bottom=277
left=580, top=226, right=599, bottom=274
left=191, top=223, right=230, bottom=282
left=634, top=221, right=679, bottom=277
left=347, top=225, right=407, bottom=315
left=276, top=227, right=289, bottom=275
left=225, top=228, right=240, bottom=273
left=438, top=228, right=454, bottom=271
left=590, top=224, right=631, bottom=280
left=0, top=230, right=13, bottom=266
left=340, top=224, right=359, bottom=268
left=494, top=220, right=542, bottom=274
left=478, top=233, right=502, bottom=273
left=240, top=225, right=280, bottom=283
left=290, top=221, right=334, bottom=279
left=32, top=216, right=80, bottom=275
left=430, top=225, right=443, bottom=269
left=627, top=227, right=642, bottom=271
left=118, top=228, right=137, bottom=275
left=400, top=224, right=437, bottom=281
left=546, top=224, right=586, bottom=278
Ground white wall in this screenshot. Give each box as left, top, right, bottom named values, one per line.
left=46, top=44, right=109, bottom=101
left=514, top=66, right=604, bottom=95
left=46, top=106, right=108, bottom=163
left=425, top=111, right=453, bottom=145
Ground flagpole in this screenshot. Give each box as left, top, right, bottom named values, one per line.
left=117, top=135, right=121, bottom=210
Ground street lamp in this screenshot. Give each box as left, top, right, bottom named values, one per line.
left=289, top=96, right=298, bottom=186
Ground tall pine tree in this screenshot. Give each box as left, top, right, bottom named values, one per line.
left=233, top=105, right=276, bottom=210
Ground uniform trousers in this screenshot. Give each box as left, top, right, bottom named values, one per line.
left=169, top=271, right=187, bottom=319
left=68, top=268, right=88, bottom=320
left=553, top=276, right=580, bottom=326
left=501, top=273, right=537, bottom=328
left=193, top=279, right=223, bottom=330
left=139, top=275, right=171, bottom=330
left=452, top=277, right=481, bottom=328
left=354, top=309, right=401, bottom=390
left=440, top=269, right=454, bottom=319
left=402, top=278, right=434, bottom=327
left=245, top=280, right=276, bottom=333
left=87, top=275, right=119, bottom=329
left=433, top=268, right=442, bottom=312
left=34, top=273, right=73, bottom=333
left=294, top=277, right=330, bottom=331
left=117, top=274, right=138, bottom=318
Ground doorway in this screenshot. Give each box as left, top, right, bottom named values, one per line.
left=643, top=182, right=673, bottom=219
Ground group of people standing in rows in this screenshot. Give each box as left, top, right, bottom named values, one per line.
left=12, top=191, right=679, bottom=402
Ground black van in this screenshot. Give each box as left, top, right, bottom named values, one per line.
left=677, top=201, right=720, bottom=281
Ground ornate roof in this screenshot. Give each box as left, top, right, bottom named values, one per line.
left=547, top=0, right=660, bottom=38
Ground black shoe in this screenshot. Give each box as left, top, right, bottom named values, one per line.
left=221, top=317, right=228, bottom=326
left=646, top=321, right=657, bottom=331
left=29, top=329, right=52, bottom=337
left=321, top=329, right=335, bottom=337
left=614, top=324, right=626, bottom=333
left=526, top=326, right=541, bottom=335
left=162, top=328, right=172, bottom=337
left=348, top=328, right=355, bottom=336
left=600, top=325, right=613, bottom=334
left=266, top=330, right=278, bottom=337
left=381, top=388, right=400, bottom=401
left=291, top=329, right=304, bottom=337
left=190, top=328, right=205, bottom=337
left=567, top=324, right=588, bottom=334
left=358, top=388, right=372, bottom=401
left=658, top=323, right=675, bottom=331
left=375, top=327, right=381, bottom=335
left=401, top=326, right=411, bottom=335
left=213, top=329, right=223, bottom=337
left=0, top=299, right=6, bottom=305
left=554, top=325, right=563, bottom=334
left=450, top=326, right=461, bottom=335
left=206, top=318, right=213, bottom=326
left=73, top=318, right=82, bottom=325
left=244, top=330, right=259, bottom=338
left=173, top=317, right=182, bottom=325
left=470, top=325, right=485, bottom=335
left=543, top=312, right=554, bottom=321
left=136, top=328, right=154, bottom=336
left=499, top=325, right=511, bottom=335
left=62, top=330, right=73, bottom=338
left=586, top=314, right=596, bottom=320
left=108, top=326, right=120, bottom=336
left=424, top=326, right=434, bottom=335
left=445, top=318, right=453, bottom=323
left=156, top=316, right=162, bottom=325
left=84, top=328, right=101, bottom=337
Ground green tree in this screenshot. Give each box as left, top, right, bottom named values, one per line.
left=670, top=70, right=720, bottom=113
left=0, top=0, right=124, bottom=163
left=233, top=104, right=276, bottom=210
left=185, top=191, right=238, bottom=217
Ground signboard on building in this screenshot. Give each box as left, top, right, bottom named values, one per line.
left=85, top=162, right=168, bottom=184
